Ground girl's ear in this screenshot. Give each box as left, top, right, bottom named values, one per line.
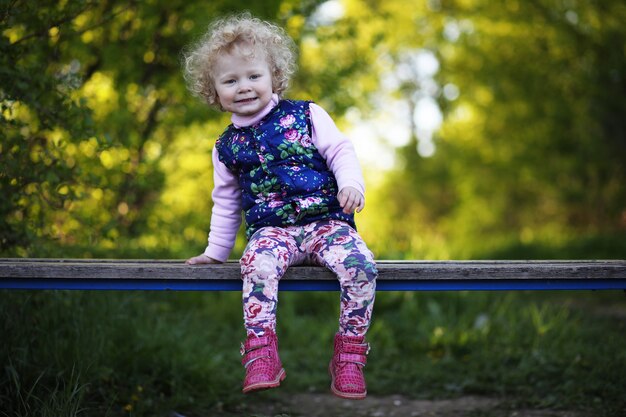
left=209, top=93, right=225, bottom=112
left=215, top=96, right=225, bottom=112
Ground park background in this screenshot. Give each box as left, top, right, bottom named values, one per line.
left=1, top=0, right=625, bottom=416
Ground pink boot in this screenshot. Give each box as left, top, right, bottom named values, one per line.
left=329, top=332, right=370, bottom=399
left=240, top=329, right=286, bottom=394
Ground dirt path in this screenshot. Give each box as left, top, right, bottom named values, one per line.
left=208, top=393, right=592, bottom=417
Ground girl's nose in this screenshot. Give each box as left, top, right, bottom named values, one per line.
left=238, top=81, right=252, bottom=92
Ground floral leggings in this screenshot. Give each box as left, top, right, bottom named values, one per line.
left=240, top=220, right=377, bottom=337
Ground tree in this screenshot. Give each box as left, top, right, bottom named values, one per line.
left=1, top=0, right=285, bottom=256
left=373, top=0, right=626, bottom=257
left=2, top=0, right=624, bottom=259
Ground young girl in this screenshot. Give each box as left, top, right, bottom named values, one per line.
left=183, top=13, right=377, bottom=400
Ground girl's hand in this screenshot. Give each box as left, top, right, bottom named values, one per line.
left=337, top=186, right=365, bottom=214
left=185, top=254, right=221, bottom=265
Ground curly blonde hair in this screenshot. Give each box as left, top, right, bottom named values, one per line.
left=183, top=13, right=297, bottom=108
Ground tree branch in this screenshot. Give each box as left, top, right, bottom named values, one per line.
left=12, top=2, right=133, bottom=45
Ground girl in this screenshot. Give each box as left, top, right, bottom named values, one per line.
left=183, top=13, right=377, bottom=400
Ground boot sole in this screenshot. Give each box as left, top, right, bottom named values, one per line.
left=242, top=368, right=286, bottom=394
left=328, top=362, right=367, bottom=400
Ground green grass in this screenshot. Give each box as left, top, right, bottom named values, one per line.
left=1, top=290, right=625, bottom=416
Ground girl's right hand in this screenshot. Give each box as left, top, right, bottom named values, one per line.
left=185, top=254, right=221, bottom=265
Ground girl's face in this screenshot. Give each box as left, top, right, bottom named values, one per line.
left=213, top=50, right=273, bottom=117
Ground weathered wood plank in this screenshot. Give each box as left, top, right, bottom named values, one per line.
left=1, top=258, right=625, bottom=280
left=1, top=259, right=625, bottom=291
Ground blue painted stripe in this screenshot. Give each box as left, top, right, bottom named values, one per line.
left=1, top=279, right=625, bottom=291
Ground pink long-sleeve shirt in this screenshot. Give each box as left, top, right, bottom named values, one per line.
left=204, top=94, right=365, bottom=262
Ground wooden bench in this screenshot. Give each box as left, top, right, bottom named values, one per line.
left=1, top=259, right=625, bottom=291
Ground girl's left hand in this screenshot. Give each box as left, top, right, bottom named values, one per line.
left=338, top=186, right=365, bottom=214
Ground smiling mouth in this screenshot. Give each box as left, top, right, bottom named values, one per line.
left=236, top=97, right=258, bottom=104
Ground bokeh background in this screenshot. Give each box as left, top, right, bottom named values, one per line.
left=3, top=0, right=625, bottom=260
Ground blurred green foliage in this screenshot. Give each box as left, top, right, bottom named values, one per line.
left=1, top=290, right=625, bottom=415
left=1, top=0, right=625, bottom=259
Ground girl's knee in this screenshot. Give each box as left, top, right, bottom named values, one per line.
left=335, top=257, right=377, bottom=292
left=351, top=251, right=378, bottom=280
left=240, top=249, right=288, bottom=280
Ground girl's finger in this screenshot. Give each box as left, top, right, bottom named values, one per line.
left=356, top=198, right=365, bottom=213
left=338, top=191, right=348, bottom=207
left=345, top=194, right=356, bottom=213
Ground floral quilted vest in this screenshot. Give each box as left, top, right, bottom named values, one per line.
left=215, top=99, right=355, bottom=238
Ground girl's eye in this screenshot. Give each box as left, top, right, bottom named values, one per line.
left=250, top=74, right=261, bottom=80
left=223, top=79, right=235, bottom=85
